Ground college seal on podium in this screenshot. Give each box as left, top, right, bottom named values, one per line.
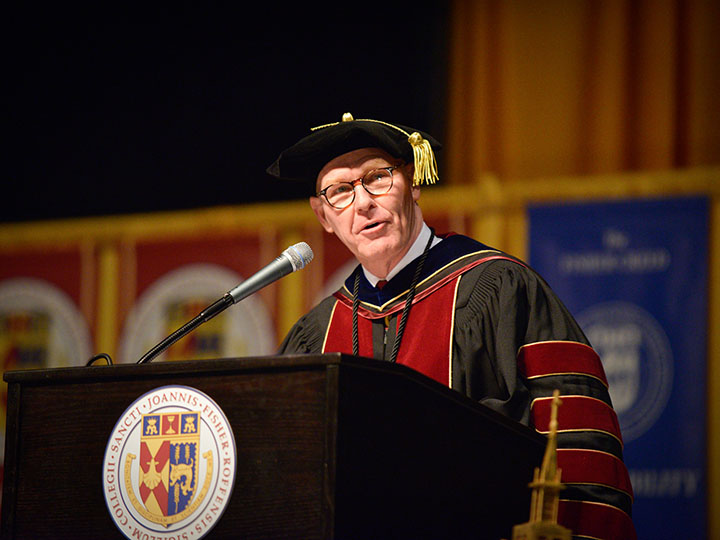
left=102, top=385, right=236, bottom=539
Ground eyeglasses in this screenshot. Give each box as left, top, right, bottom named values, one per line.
left=317, top=166, right=398, bottom=209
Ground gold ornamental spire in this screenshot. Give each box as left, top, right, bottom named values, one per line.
left=510, top=389, right=572, bottom=540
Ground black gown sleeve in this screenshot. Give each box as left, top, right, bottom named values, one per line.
left=452, top=259, right=635, bottom=537
left=452, top=259, right=592, bottom=419
left=277, top=296, right=336, bottom=355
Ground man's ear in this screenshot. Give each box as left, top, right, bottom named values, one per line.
left=403, top=162, right=421, bottom=203
left=411, top=184, right=421, bottom=203
left=403, top=161, right=415, bottom=181
left=309, top=196, right=334, bottom=233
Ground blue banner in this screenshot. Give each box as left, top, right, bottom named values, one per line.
left=528, top=196, right=708, bottom=539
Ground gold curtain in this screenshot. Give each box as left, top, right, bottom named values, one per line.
left=446, top=0, right=720, bottom=184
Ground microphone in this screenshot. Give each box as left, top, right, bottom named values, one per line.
left=227, top=242, right=313, bottom=303
left=136, top=242, right=313, bottom=364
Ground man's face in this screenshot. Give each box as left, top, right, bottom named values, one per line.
left=309, top=147, right=422, bottom=277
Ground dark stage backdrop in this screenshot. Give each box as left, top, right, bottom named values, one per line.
left=7, top=4, right=450, bottom=223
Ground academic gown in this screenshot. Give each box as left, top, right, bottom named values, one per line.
left=279, top=233, right=636, bottom=540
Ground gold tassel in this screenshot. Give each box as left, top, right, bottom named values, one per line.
left=408, top=132, right=438, bottom=186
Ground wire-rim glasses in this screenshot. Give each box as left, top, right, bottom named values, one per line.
left=317, top=166, right=398, bottom=209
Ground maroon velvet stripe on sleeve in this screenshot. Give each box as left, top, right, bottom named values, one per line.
left=558, top=499, right=636, bottom=540
left=532, top=395, right=623, bottom=445
left=557, top=448, right=634, bottom=499
left=518, top=341, right=608, bottom=387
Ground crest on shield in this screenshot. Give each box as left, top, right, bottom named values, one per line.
left=135, top=412, right=202, bottom=525
left=586, top=323, right=641, bottom=415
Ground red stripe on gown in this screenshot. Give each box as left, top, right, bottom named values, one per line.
left=518, top=341, right=608, bottom=386
left=559, top=499, right=636, bottom=540
left=323, top=279, right=459, bottom=387
left=557, top=448, right=634, bottom=498
left=532, top=395, right=623, bottom=443
left=323, top=300, right=374, bottom=359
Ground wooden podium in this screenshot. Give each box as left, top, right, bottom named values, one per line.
left=2, top=354, right=544, bottom=539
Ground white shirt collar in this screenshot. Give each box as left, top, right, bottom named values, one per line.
left=362, top=222, right=442, bottom=286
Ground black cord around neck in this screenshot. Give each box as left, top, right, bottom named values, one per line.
left=352, top=228, right=435, bottom=362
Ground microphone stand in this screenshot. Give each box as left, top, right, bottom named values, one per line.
left=134, top=242, right=313, bottom=365
left=136, top=294, right=233, bottom=364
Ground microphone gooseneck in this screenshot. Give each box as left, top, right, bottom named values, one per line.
left=136, top=242, right=313, bottom=364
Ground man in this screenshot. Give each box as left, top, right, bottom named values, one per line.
left=268, top=113, right=635, bottom=539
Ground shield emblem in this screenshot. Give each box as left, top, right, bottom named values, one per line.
left=586, top=323, right=640, bottom=415
left=138, top=412, right=201, bottom=524
left=165, top=298, right=225, bottom=361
